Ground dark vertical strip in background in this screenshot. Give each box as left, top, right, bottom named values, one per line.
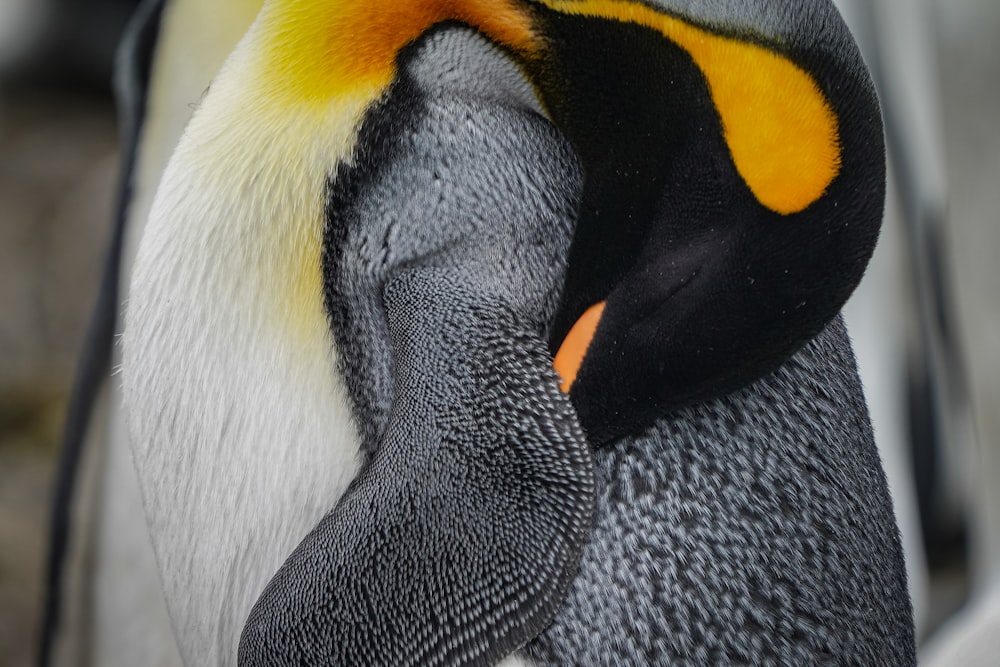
left=37, top=1, right=165, bottom=664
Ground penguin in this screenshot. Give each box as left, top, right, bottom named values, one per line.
left=114, top=0, right=915, bottom=665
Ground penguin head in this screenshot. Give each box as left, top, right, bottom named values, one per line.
left=499, top=1, right=883, bottom=445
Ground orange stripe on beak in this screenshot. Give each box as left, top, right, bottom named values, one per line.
left=553, top=302, right=606, bottom=393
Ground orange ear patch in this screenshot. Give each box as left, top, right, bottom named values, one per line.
left=539, top=0, right=842, bottom=214
left=554, top=302, right=606, bottom=392
left=256, top=0, right=539, bottom=104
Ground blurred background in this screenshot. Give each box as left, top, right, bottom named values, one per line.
left=0, top=0, right=997, bottom=665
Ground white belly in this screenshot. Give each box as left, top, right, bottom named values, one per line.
left=121, top=80, right=364, bottom=663
left=124, top=221, right=363, bottom=664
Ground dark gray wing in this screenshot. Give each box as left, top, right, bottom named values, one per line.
left=241, top=267, right=595, bottom=666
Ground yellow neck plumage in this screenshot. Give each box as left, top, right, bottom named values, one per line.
left=251, top=0, right=537, bottom=106
left=248, top=0, right=840, bottom=215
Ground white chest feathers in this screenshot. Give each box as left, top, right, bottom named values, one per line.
left=121, top=44, right=366, bottom=666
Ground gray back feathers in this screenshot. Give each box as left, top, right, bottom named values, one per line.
left=528, top=316, right=915, bottom=664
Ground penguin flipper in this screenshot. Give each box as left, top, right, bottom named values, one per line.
left=241, top=73, right=593, bottom=666
left=239, top=268, right=595, bottom=667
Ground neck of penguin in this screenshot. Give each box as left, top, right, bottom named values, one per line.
left=250, top=0, right=538, bottom=107
left=182, top=0, right=541, bottom=341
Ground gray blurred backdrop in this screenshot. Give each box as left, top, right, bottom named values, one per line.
left=0, top=0, right=997, bottom=665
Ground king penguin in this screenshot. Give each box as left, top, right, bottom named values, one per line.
left=110, top=0, right=915, bottom=665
